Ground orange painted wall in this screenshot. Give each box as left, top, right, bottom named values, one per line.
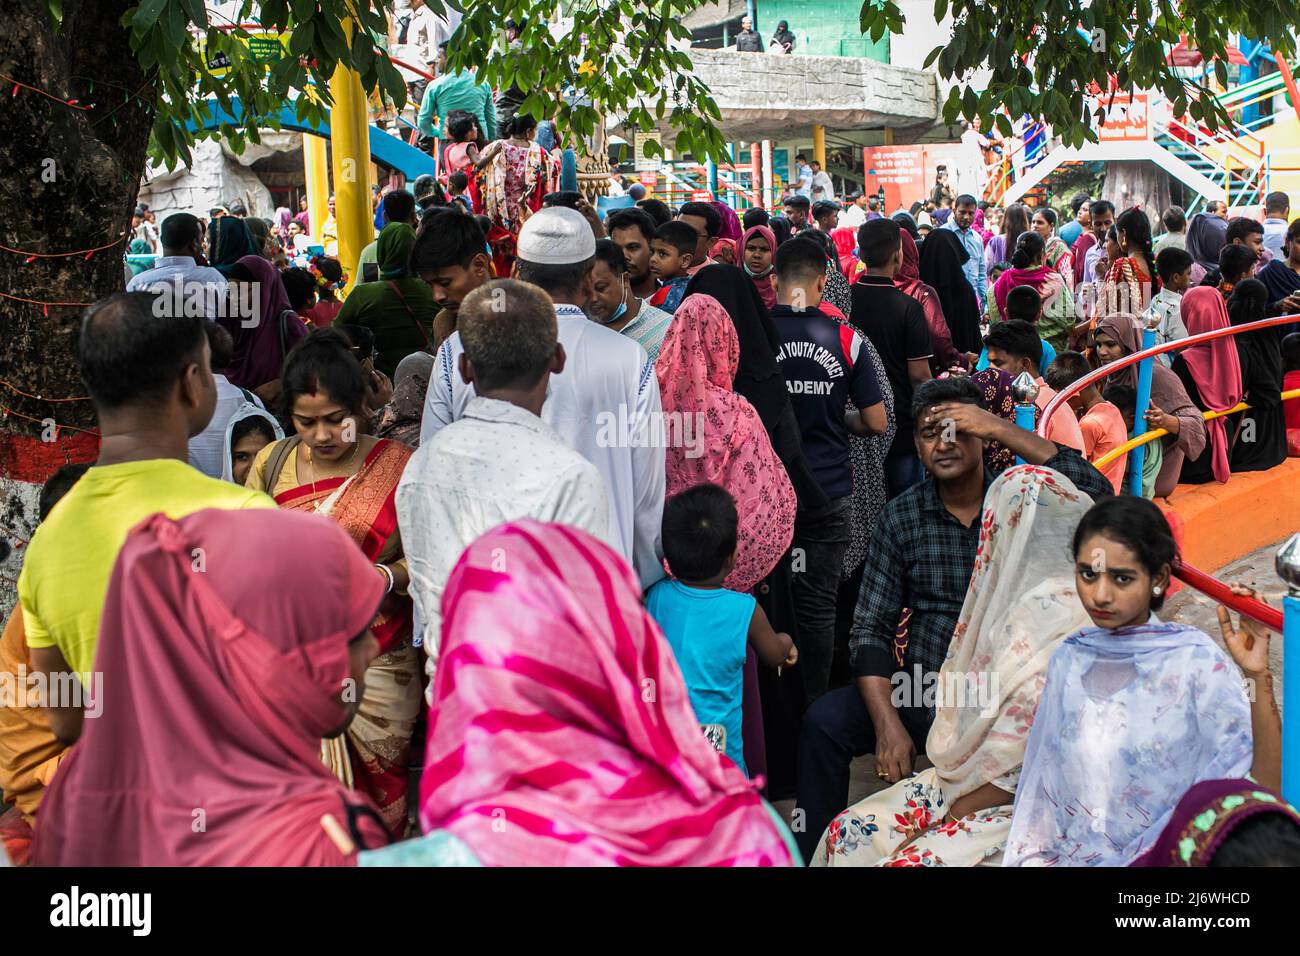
left=1158, top=458, right=1300, bottom=572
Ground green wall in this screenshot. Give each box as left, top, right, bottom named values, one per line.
left=758, top=0, right=889, bottom=61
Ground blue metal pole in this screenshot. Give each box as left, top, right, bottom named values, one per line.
left=1279, top=534, right=1300, bottom=807
left=1285, top=591, right=1300, bottom=806
left=1011, top=371, right=1039, bottom=466
left=747, top=0, right=758, bottom=32
left=1129, top=326, right=1157, bottom=496
left=706, top=158, right=718, bottom=199
left=1013, top=404, right=1035, bottom=465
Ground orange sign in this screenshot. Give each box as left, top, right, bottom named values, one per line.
left=862, top=144, right=965, bottom=213
left=1095, top=92, right=1150, bottom=142
left=639, top=171, right=658, bottom=187
left=691, top=189, right=713, bottom=203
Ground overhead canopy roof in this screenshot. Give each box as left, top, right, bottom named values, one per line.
left=681, top=1, right=747, bottom=30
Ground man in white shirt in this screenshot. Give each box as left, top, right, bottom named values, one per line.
left=809, top=160, right=835, bottom=203
left=795, top=154, right=814, bottom=198
left=398, top=279, right=607, bottom=670
left=1262, top=191, right=1290, bottom=260
left=127, top=213, right=228, bottom=319
left=839, top=192, right=868, bottom=230
left=420, top=207, right=665, bottom=589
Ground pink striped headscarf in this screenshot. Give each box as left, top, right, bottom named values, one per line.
left=419, top=520, right=795, bottom=867
left=1179, top=286, right=1243, bottom=482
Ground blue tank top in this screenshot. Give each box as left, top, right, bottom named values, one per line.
left=647, top=579, right=754, bottom=775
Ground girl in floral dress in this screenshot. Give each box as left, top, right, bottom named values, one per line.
left=1005, top=495, right=1272, bottom=866
left=477, top=113, right=560, bottom=275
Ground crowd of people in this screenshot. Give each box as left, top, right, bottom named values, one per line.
left=4, top=125, right=1300, bottom=869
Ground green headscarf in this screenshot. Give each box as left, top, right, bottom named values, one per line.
left=126, top=238, right=154, bottom=277
left=207, top=217, right=261, bottom=275
left=377, top=222, right=416, bottom=280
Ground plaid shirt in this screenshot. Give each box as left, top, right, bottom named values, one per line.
left=849, top=448, right=1112, bottom=692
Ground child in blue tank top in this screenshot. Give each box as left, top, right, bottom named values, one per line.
left=647, top=484, right=797, bottom=776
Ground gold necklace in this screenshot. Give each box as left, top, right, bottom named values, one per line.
left=304, top=440, right=360, bottom=495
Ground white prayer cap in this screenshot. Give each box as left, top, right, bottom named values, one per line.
left=516, top=207, right=596, bottom=265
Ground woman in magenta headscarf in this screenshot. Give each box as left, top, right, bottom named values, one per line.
left=219, top=254, right=309, bottom=392
left=414, top=520, right=799, bottom=866
left=737, top=223, right=779, bottom=310
left=33, top=509, right=390, bottom=866
left=712, top=200, right=742, bottom=244
left=895, top=230, right=965, bottom=372
left=1170, top=286, right=1244, bottom=484
left=985, top=230, right=1075, bottom=349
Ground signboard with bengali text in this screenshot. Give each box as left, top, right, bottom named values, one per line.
left=1094, top=92, right=1150, bottom=142
left=861, top=143, right=965, bottom=212
left=634, top=131, right=663, bottom=172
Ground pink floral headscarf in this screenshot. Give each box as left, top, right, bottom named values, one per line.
left=655, top=293, right=796, bottom=593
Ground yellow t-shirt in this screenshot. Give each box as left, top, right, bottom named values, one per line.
left=18, top=458, right=275, bottom=681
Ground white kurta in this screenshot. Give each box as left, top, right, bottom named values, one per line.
left=398, top=397, right=608, bottom=676
left=420, top=304, right=666, bottom=589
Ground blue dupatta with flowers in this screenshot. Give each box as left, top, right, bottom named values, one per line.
left=1004, top=620, right=1252, bottom=867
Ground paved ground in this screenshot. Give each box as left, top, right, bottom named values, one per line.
left=772, top=537, right=1294, bottom=842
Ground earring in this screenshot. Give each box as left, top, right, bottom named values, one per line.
left=1152, top=586, right=1162, bottom=596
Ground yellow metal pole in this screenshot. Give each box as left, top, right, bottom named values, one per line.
left=812, top=123, right=826, bottom=169
left=329, top=18, right=374, bottom=291
left=302, top=133, right=330, bottom=246
left=884, top=127, right=894, bottom=146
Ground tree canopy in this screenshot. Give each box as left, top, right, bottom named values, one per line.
left=861, top=0, right=1300, bottom=146
left=75, top=0, right=725, bottom=167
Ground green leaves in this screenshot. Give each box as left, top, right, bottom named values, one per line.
left=860, top=0, right=1285, bottom=145
left=130, top=0, right=169, bottom=31
left=127, top=0, right=737, bottom=166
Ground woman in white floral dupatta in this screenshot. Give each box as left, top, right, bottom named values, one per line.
left=812, top=465, right=1094, bottom=867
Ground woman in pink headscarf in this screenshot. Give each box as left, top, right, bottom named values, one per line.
left=33, top=509, right=390, bottom=866
left=411, top=520, right=798, bottom=867
left=737, top=223, right=779, bottom=310
left=894, top=230, right=965, bottom=372
left=656, top=293, right=796, bottom=594
left=1170, top=286, right=1244, bottom=484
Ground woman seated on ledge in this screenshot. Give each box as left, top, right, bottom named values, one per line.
left=359, top=520, right=799, bottom=867
left=1171, top=286, right=1242, bottom=485
left=1004, top=496, right=1280, bottom=866
left=1092, top=311, right=1206, bottom=497
left=812, top=465, right=1094, bottom=867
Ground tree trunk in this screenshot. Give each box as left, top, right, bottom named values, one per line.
left=1102, top=160, right=1170, bottom=231
left=0, top=1, right=156, bottom=608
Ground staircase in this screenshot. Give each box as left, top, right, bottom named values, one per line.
left=1149, top=85, right=1270, bottom=212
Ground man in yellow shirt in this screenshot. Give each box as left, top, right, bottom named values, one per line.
left=20, top=292, right=275, bottom=746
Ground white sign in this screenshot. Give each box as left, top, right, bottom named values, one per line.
left=634, top=131, right=663, bottom=172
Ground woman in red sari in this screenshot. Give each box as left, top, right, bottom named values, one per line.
left=246, top=328, right=420, bottom=839
left=1102, top=207, right=1157, bottom=317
